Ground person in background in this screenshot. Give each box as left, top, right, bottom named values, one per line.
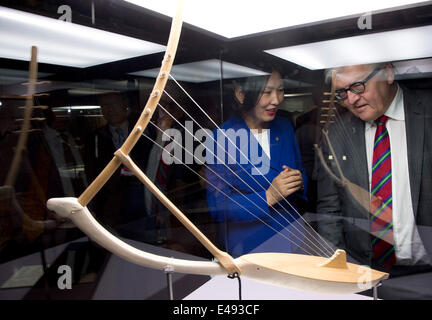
left=84, top=92, right=151, bottom=235
left=42, top=108, right=88, bottom=197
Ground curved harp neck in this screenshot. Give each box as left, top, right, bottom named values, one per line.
left=5, top=46, right=38, bottom=187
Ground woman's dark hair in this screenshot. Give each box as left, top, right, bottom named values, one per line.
left=231, top=69, right=282, bottom=114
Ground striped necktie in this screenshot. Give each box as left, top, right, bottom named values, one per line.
left=370, top=115, right=396, bottom=269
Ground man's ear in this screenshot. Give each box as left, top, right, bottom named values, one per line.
left=233, top=81, right=245, bottom=104
left=384, top=62, right=395, bottom=85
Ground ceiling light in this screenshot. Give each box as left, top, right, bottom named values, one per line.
left=0, top=6, right=166, bottom=68
left=67, top=89, right=116, bottom=96
left=393, top=58, right=432, bottom=79
left=124, top=0, right=429, bottom=38
left=284, top=93, right=312, bottom=98
left=130, top=59, right=269, bottom=83
left=0, top=68, right=52, bottom=85
left=265, top=25, right=432, bottom=70
left=53, top=106, right=101, bottom=111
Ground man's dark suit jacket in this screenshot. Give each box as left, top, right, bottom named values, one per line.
left=316, top=86, right=432, bottom=267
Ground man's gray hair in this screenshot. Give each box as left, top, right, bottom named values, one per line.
left=324, top=62, right=390, bottom=85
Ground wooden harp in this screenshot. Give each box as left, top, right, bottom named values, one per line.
left=315, top=71, right=372, bottom=214
left=47, top=1, right=388, bottom=295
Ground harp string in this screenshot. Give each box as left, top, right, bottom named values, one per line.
left=167, top=76, right=335, bottom=255
left=318, top=79, right=380, bottom=236
left=154, top=93, right=334, bottom=257
left=147, top=116, right=330, bottom=257
left=165, top=76, right=335, bottom=255
left=156, top=101, right=315, bottom=248
left=321, top=71, right=366, bottom=183
left=336, top=107, right=367, bottom=182
left=160, top=92, right=334, bottom=256
left=324, top=106, right=363, bottom=177
left=143, top=122, right=325, bottom=257
left=322, top=102, right=378, bottom=220
left=154, top=102, right=332, bottom=257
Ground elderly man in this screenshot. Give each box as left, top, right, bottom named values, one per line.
left=316, top=62, right=432, bottom=278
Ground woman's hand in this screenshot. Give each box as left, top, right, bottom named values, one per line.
left=266, top=165, right=303, bottom=206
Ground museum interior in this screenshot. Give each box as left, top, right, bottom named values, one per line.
left=0, top=0, right=432, bottom=300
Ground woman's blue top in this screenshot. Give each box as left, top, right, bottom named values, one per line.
left=205, top=115, right=307, bottom=257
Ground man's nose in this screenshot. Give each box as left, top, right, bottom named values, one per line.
left=346, top=90, right=360, bottom=105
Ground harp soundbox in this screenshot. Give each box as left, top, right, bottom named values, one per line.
left=47, top=0, right=388, bottom=295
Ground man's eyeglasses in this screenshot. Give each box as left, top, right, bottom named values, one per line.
left=334, top=67, right=381, bottom=101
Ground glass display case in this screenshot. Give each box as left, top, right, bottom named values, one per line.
left=0, top=0, right=431, bottom=301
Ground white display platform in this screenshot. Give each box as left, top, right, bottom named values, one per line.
left=183, top=275, right=373, bottom=300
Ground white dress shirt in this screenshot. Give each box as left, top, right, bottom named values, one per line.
left=365, top=84, right=429, bottom=265
left=251, top=129, right=271, bottom=159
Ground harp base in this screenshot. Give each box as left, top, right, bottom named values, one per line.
left=235, top=252, right=389, bottom=295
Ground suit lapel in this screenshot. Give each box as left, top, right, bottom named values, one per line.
left=348, top=115, right=369, bottom=191
left=403, top=87, right=424, bottom=218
